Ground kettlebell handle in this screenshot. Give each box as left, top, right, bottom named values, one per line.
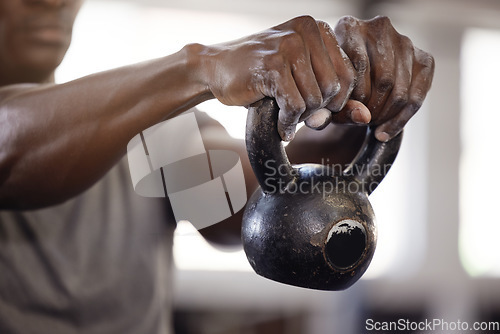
left=246, top=98, right=403, bottom=195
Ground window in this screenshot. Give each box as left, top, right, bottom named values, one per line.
left=459, top=27, right=500, bottom=277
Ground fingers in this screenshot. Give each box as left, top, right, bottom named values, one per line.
left=212, top=14, right=433, bottom=142
left=302, top=100, right=371, bottom=131
left=304, top=108, right=332, bottom=130
left=271, top=16, right=354, bottom=141
left=303, top=20, right=359, bottom=131
left=271, top=67, right=307, bottom=141
left=208, top=15, right=346, bottom=141
left=331, top=100, right=371, bottom=124
left=376, top=35, right=413, bottom=124
left=299, top=20, right=341, bottom=110
left=333, top=15, right=434, bottom=141
left=375, top=47, right=434, bottom=141
left=316, top=21, right=355, bottom=112
left=334, top=16, right=371, bottom=104
left=304, top=100, right=372, bottom=130
left=364, top=19, right=396, bottom=119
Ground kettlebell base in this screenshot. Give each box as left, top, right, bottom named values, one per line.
left=242, top=183, right=377, bottom=292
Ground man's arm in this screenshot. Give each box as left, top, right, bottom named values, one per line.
left=0, top=16, right=361, bottom=210
left=0, top=48, right=211, bottom=210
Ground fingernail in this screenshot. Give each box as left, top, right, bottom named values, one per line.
left=284, top=131, right=295, bottom=142
left=306, top=108, right=331, bottom=128
left=376, top=131, right=390, bottom=142
left=279, top=128, right=295, bottom=142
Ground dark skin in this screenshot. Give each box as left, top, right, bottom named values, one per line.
left=0, top=0, right=434, bottom=228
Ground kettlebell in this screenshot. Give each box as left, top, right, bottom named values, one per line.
left=242, top=98, right=403, bottom=290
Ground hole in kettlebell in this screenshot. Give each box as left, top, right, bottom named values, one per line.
left=325, top=219, right=367, bottom=270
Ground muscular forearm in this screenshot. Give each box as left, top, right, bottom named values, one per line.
left=0, top=44, right=211, bottom=210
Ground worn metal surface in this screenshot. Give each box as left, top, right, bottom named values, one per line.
left=242, top=98, right=403, bottom=291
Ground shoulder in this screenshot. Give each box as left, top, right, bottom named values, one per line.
left=0, top=83, right=44, bottom=103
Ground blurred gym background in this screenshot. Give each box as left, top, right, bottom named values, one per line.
left=56, top=0, right=500, bottom=333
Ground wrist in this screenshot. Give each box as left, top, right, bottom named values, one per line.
left=182, top=43, right=215, bottom=101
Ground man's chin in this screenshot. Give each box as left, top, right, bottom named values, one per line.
left=15, top=49, right=67, bottom=83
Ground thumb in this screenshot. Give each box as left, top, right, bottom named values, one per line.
left=304, top=108, right=332, bottom=130
left=331, top=99, right=371, bottom=125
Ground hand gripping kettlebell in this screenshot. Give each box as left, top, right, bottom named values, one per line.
left=242, top=98, right=403, bottom=290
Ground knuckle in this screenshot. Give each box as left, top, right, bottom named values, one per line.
left=408, top=95, right=424, bottom=113
left=395, top=32, right=416, bottom=53
left=280, top=33, right=304, bottom=52
left=376, top=76, right=394, bottom=94
left=392, top=118, right=408, bottom=132
left=331, top=73, right=354, bottom=102
left=392, top=90, right=409, bottom=108
left=306, top=94, right=323, bottom=111
left=263, top=53, right=287, bottom=72
left=422, top=54, right=436, bottom=73
left=334, top=16, right=358, bottom=42
left=320, top=74, right=341, bottom=99
left=353, top=54, right=369, bottom=74
left=294, top=15, right=317, bottom=31
left=371, top=15, right=392, bottom=27
left=337, top=15, right=359, bottom=29
left=284, top=100, right=306, bottom=118
left=328, top=80, right=342, bottom=97
left=368, top=16, right=398, bottom=38
left=317, top=20, right=331, bottom=33
left=399, top=34, right=413, bottom=49
left=415, top=48, right=435, bottom=71
left=279, top=115, right=299, bottom=131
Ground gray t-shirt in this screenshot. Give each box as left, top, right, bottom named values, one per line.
left=0, top=158, right=176, bottom=334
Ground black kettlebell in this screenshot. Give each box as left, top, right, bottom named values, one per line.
left=242, top=98, right=403, bottom=291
